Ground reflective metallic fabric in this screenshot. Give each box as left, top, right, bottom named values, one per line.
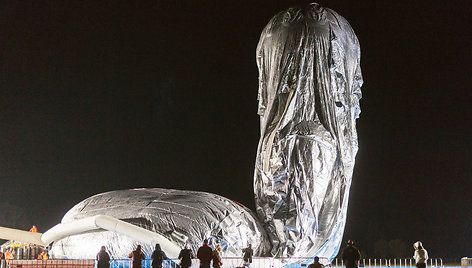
left=51, top=188, right=270, bottom=259
left=51, top=3, right=362, bottom=263
left=254, top=3, right=362, bottom=260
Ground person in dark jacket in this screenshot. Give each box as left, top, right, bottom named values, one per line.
left=341, top=240, right=361, bottom=268
left=197, top=239, right=213, bottom=268
left=128, top=245, right=146, bottom=268
left=151, top=244, right=168, bottom=268
left=242, top=244, right=253, bottom=267
left=96, top=246, right=111, bottom=268
left=178, top=244, right=195, bottom=268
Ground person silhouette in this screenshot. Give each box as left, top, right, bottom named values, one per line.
left=151, top=244, right=168, bottom=268
left=197, top=239, right=213, bottom=268
left=96, top=246, right=111, bottom=268
left=178, top=244, right=194, bottom=268
left=128, top=245, right=146, bottom=268
left=341, top=240, right=361, bottom=268
left=242, top=244, right=253, bottom=267
left=308, top=256, right=325, bottom=268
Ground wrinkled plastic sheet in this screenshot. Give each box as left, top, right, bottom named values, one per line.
left=51, top=188, right=270, bottom=259
left=253, top=3, right=362, bottom=261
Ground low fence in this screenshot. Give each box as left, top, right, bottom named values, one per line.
left=109, top=257, right=273, bottom=268
left=3, top=257, right=446, bottom=268
left=8, top=259, right=94, bottom=268
left=0, top=258, right=320, bottom=268
left=108, top=257, right=445, bottom=268
left=331, top=258, right=444, bottom=268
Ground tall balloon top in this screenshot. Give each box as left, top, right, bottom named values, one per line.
left=254, top=2, right=363, bottom=260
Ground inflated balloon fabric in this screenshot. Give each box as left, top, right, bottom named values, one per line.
left=253, top=2, right=362, bottom=260
left=51, top=2, right=362, bottom=263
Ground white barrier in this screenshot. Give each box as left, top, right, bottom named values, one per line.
left=5, top=257, right=447, bottom=268
left=331, top=258, right=444, bottom=268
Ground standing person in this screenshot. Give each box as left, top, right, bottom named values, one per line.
left=178, top=244, right=194, bottom=268
left=341, top=240, right=361, bottom=268
left=212, top=244, right=223, bottom=268
left=0, top=251, right=4, bottom=268
left=38, top=250, right=49, bottom=260
left=308, top=256, right=325, bottom=268
left=96, top=246, right=111, bottom=268
left=151, top=244, right=168, bottom=268
left=242, top=244, right=253, bottom=267
left=413, top=241, right=429, bottom=268
left=128, top=245, right=146, bottom=268
left=5, top=249, right=13, bottom=265
left=197, top=239, right=213, bottom=268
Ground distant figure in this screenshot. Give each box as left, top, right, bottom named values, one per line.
left=5, top=249, right=13, bottom=264
left=341, top=240, right=360, bottom=268
left=178, top=244, right=195, bottom=268
left=29, top=225, right=38, bottom=232
left=151, top=243, right=168, bottom=268
left=38, top=250, right=49, bottom=260
left=128, top=245, right=146, bottom=268
left=212, top=244, right=223, bottom=268
left=96, top=246, right=111, bottom=268
left=197, top=239, right=213, bottom=268
left=242, top=244, right=253, bottom=267
left=413, top=241, right=429, bottom=268
left=308, top=256, right=325, bottom=268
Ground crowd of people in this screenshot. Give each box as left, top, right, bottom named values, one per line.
left=336, top=239, right=429, bottom=268
left=1, top=238, right=425, bottom=268
left=96, top=240, right=253, bottom=268
left=94, top=238, right=429, bottom=268
left=0, top=235, right=429, bottom=268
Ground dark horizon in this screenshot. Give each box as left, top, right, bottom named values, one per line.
left=1, top=0, right=470, bottom=261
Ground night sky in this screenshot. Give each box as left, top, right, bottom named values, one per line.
left=1, top=0, right=470, bottom=262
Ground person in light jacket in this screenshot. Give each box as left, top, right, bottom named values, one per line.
left=212, top=244, right=223, bottom=268
left=413, top=241, right=429, bottom=268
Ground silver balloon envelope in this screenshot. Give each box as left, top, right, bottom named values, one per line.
left=253, top=2, right=362, bottom=261
left=51, top=2, right=362, bottom=264
left=51, top=188, right=270, bottom=259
